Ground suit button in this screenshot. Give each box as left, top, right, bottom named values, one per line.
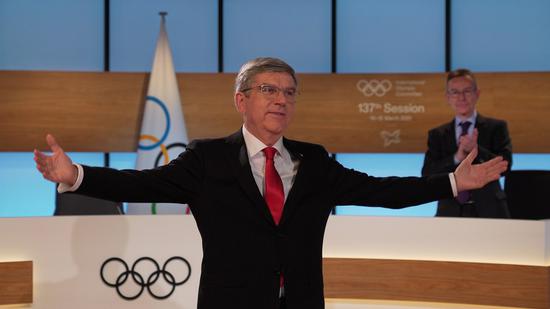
left=277, top=232, right=286, bottom=239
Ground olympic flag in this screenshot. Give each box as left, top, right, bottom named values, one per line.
left=127, top=13, right=190, bottom=215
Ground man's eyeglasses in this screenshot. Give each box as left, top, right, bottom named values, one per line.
left=241, top=84, right=298, bottom=101
left=447, top=88, right=476, bottom=99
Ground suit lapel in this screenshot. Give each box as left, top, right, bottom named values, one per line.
left=278, top=138, right=312, bottom=226
left=445, top=120, right=458, bottom=154
left=224, top=130, right=276, bottom=226
left=224, top=132, right=317, bottom=227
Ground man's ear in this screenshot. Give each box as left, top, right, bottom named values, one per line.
left=235, top=92, right=246, bottom=113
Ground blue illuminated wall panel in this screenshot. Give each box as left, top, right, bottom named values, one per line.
left=337, top=0, right=445, bottom=73
left=0, top=0, right=103, bottom=71
left=452, top=0, right=550, bottom=71
left=0, top=153, right=104, bottom=217
left=223, top=0, right=331, bottom=73
left=110, top=0, right=218, bottom=72
left=512, top=154, right=550, bottom=171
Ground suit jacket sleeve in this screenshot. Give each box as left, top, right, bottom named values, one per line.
left=300, top=144, right=454, bottom=209
left=75, top=140, right=205, bottom=203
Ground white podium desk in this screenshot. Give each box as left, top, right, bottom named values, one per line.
left=1, top=215, right=548, bottom=309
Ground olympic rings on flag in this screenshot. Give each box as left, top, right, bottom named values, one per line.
left=154, top=142, right=187, bottom=168
left=138, top=96, right=171, bottom=150
left=140, top=135, right=170, bottom=165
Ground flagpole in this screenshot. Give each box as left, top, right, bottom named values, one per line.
left=128, top=11, right=190, bottom=215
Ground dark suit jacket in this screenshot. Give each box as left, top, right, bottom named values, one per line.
left=77, top=130, right=453, bottom=309
left=422, top=114, right=512, bottom=218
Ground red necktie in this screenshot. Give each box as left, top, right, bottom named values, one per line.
left=457, top=121, right=472, bottom=204
left=263, top=147, right=284, bottom=225
left=263, top=147, right=285, bottom=290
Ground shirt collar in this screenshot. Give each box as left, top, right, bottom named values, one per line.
left=242, top=125, right=284, bottom=158
left=455, top=110, right=477, bottom=128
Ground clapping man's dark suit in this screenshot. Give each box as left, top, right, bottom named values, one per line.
left=35, top=58, right=508, bottom=309
left=422, top=69, right=512, bottom=218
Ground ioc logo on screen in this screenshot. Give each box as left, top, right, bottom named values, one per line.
left=357, top=79, right=392, bottom=97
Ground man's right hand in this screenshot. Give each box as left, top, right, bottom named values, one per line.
left=34, top=134, right=77, bottom=186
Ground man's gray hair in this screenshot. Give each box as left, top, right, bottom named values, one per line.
left=446, top=68, right=478, bottom=90
left=235, top=57, right=297, bottom=93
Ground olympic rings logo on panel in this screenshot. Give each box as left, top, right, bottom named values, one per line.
left=357, top=79, right=392, bottom=97
left=100, top=256, right=191, bottom=300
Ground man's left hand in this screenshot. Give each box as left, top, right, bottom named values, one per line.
left=454, top=147, right=508, bottom=192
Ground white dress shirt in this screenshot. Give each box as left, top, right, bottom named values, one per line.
left=242, top=125, right=299, bottom=202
